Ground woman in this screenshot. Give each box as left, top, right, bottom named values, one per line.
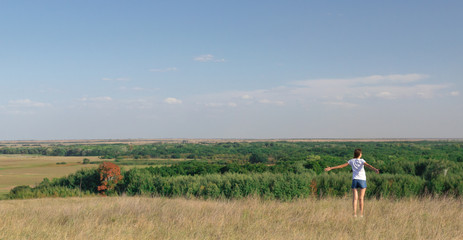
left=324, top=148, right=380, bottom=217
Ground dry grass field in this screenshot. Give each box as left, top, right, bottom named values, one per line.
left=0, top=196, right=462, bottom=240
left=0, top=155, right=100, bottom=195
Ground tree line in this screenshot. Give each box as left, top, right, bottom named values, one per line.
left=2, top=141, right=463, bottom=163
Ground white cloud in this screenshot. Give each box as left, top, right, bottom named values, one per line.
left=72, top=96, right=117, bottom=111
left=164, top=97, right=182, bottom=104
left=120, top=98, right=158, bottom=110
left=356, top=73, right=428, bottom=84
left=289, top=74, right=448, bottom=101
left=0, top=99, right=51, bottom=115
left=364, top=84, right=448, bottom=99
left=149, top=67, right=178, bottom=72
left=193, top=87, right=288, bottom=109
left=80, top=96, right=113, bottom=102
left=8, top=99, right=51, bottom=108
left=293, top=74, right=429, bottom=87
left=258, top=99, right=285, bottom=106
left=323, top=101, right=358, bottom=108
left=376, top=91, right=393, bottom=98
left=450, top=91, right=460, bottom=96
left=205, top=102, right=238, bottom=108
left=188, top=73, right=453, bottom=112
left=194, top=54, right=225, bottom=62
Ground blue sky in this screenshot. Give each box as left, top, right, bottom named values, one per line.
left=1, top=1, right=462, bottom=140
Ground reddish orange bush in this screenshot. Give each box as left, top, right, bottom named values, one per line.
left=97, top=162, right=123, bottom=195
left=310, top=179, right=317, bottom=196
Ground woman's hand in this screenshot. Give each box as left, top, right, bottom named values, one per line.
left=324, top=167, right=331, bottom=172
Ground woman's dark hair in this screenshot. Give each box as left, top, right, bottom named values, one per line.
left=354, top=149, right=362, bottom=158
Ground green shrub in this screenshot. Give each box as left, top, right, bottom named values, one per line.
left=8, top=153, right=463, bottom=200
left=8, top=186, right=90, bottom=199
left=249, top=153, right=268, bottom=164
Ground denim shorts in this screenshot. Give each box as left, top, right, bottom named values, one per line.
left=351, top=179, right=367, bottom=189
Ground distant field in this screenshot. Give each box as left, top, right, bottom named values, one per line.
left=1, top=138, right=459, bottom=147
left=0, top=154, right=189, bottom=197
left=0, top=155, right=100, bottom=195
left=0, top=196, right=461, bottom=240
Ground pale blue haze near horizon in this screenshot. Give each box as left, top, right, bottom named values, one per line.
left=1, top=1, right=462, bottom=140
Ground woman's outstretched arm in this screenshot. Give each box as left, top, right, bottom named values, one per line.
left=364, top=162, right=380, bottom=174
left=324, top=163, right=349, bottom=172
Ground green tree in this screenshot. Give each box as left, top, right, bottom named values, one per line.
left=249, top=153, right=268, bottom=164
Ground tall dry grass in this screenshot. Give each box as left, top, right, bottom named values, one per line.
left=0, top=196, right=462, bottom=240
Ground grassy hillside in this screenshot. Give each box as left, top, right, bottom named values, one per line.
left=0, top=196, right=461, bottom=240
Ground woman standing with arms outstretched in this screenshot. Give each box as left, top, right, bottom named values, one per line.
left=324, top=149, right=380, bottom=217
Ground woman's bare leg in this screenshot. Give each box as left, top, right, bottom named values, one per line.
left=352, top=188, right=358, bottom=217
left=358, top=188, right=366, bottom=217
